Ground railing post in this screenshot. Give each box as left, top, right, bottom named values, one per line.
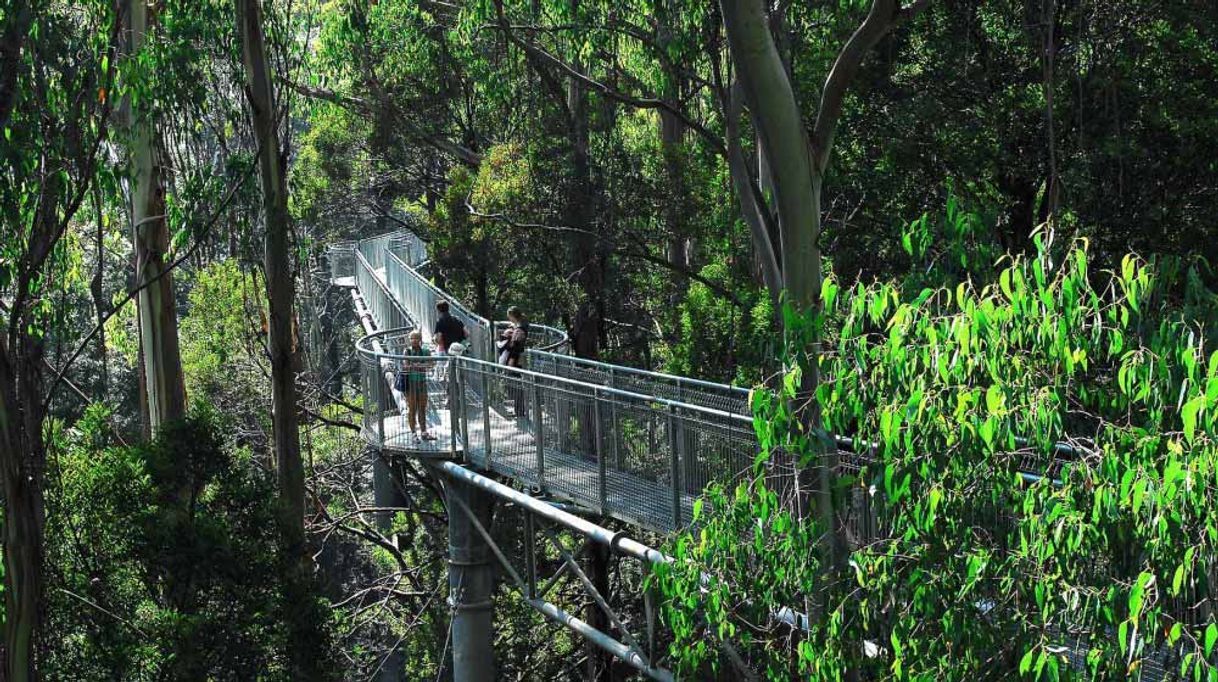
left=377, top=362, right=387, bottom=447
left=611, top=396, right=624, bottom=472
left=481, top=366, right=492, bottom=469
left=594, top=390, right=606, bottom=516
left=668, top=404, right=681, bottom=529
left=458, top=361, right=470, bottom=457
left=524, top=512, right=537, bottom=600
left=532, top=374, right=545, bottom=490
left=449, top=357, right=460, bottom=456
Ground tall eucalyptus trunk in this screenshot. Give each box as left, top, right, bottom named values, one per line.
left=237, top=0, right=304, bottom=550
left=719, top=0, right=931, bottom=644
left=0, top=335, right=47, bottom=682
left=126, top=0, right=187, bottom=435
left=237, top=0, right=324, bottom=675
left=566, top=15, right=603, bottom=360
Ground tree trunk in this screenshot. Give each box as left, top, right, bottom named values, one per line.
left=585, top=542, right=611, bottom=682
left=567, top=32, right=603, bottom=360
left=126, top=0, right=187, bottom=434
left=0, top=335, right=48, bottom=682
left=237, top=3, right=316, bottom=676
left=719, top=0, right=844, bottom=635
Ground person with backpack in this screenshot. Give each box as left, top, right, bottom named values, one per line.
left=395, top=330, right=435, bottom=442
left=433, top=300, right=467, bottom=353
left=497, top=306, right=529, bottom=367
left=497, top=306, right=530, bottom=418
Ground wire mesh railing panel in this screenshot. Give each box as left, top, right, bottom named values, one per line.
left=383, top=250, right=495, bottom=363
left=438, top=357, right=757, bottom=531
left=533, top=378, right=602, bottom=512
left=524, top=351, right=751, bottom=416
left=454, top=363, right=488, bottom=469
left=327, top=242, right=356, bottom=281
left=388, top=231, right=428, bottom=267
left=357, top=231, right=401, bottom=272
left=355, top=251, right=411, bottom=332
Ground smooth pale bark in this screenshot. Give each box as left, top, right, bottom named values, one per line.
left=720, top=0, right=821, bottom=313
left=719, top=0, right=932, bottom=626
left=719, top=0, right=838, bottom=589
left=126, top=0, right=187, bottom=435
left=724, top=82, right=781, bottom=304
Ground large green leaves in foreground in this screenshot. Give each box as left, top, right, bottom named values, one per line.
left=655, top=228, right=1218, bottom=680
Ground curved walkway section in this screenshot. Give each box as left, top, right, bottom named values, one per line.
left=336, top=230, right=758, bottom=533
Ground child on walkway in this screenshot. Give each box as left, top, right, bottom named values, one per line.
left=401, top=330, right=435, bottom=441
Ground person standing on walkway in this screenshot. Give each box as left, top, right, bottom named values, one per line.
left=433, top=300, right=467, bottom=353
left=402, top=330, right=435, bottom=441
left=497, top=306, right=529, bottom=368
left=497, top=306, right=530, bottom=418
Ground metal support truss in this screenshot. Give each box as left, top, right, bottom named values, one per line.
left=427, top=461, right=675, bottom=682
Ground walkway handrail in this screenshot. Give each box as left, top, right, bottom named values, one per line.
left=524, top=349, right=750, bottom=415
left=354, top=243, right=414, bottom=332
left=493, top=321, right=570, bottom=354
left=382, top=247, right=497, bottom=361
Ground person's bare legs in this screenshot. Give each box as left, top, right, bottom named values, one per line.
left=407, top=391, right=423, bottom=436
left=419, top=391, right=434, bottom=440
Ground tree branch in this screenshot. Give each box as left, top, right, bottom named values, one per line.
left=809, top=0, right=932, bottom=173
left=489, top=5, right=728, bottom=157
left=42, top=158, right=259, bottom=410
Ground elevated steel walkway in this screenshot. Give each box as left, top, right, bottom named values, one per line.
left=328, top=229, right=765, bottom=680
left=333, top=231, right=758, bottom=534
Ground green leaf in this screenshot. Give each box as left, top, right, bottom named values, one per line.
left=1183, top=395, right=1204, bottom=444
left=1019, top=647, right=1035, bottom=675
left=979, top=418, right=996, bottom=449
left=986, top=385, right=1005, bottom=415
left=1205, top=623, right=1217, bottom=658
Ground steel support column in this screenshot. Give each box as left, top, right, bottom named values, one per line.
left=439, top=466, right=497, bottom=682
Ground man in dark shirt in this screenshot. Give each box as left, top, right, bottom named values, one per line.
left=433, top=300, right=467, bottom=352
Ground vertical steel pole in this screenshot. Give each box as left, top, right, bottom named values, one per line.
left=668, top=405, right=681, bottom=529
left=449, top=357, right=460, bottom=455
left=611, top=396, right=624, bottom=472
left=458, top=361, right=470, bottom=456
left=532, top=375, right=546, bottom=490
left=376, top=360, right=386, bottom=447
left=441, top=469, right=496, bottom=682
left=480, top=366, right=492, bottom=469
left=594, top=391, right=606, bottom=516
left=524, top=512, right=537, bottom=600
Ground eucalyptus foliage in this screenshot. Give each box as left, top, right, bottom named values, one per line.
left=656, top=220, right=1218, bottom=680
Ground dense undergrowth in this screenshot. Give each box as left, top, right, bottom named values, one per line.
left=655, top=207, right=1218, bottom=680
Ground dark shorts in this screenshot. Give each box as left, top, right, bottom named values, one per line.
left=404, top=378, right=428, bottom=398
